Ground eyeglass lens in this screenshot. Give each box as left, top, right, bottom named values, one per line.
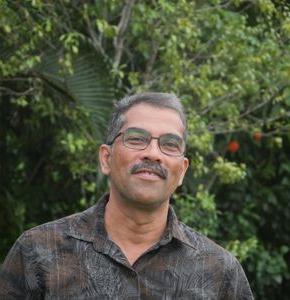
left=122, top=127, right=184, bottom=156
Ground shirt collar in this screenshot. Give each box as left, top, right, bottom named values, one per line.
left=66, top=193, right=197, bottom=250
left=66, top=193, right=109, bottom=243
left=162, top=205, right=198, bottom=250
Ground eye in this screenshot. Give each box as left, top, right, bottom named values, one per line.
left=162, top=141, right=180, bottom=150
left=160, top=134, right=184, bottom=154
left=125, top=135, right=148, bottom=145
left=123, top=128, right=151, bottom=146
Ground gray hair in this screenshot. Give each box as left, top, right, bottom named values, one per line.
left=105, top=92, right=187, bottom=144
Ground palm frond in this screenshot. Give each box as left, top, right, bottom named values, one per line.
left=35, top=50, right=116, bottom=141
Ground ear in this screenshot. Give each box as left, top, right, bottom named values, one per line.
left=178, top=157, right=189, bottom=186
left=99, top=144, right=112, bottom=176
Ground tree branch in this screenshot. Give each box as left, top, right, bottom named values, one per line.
left=84, top=16, right=111, bottom=64
left=143, top=40, right=159, bottom=84
left=0, top=87, right=35, bottom=97
left=239, top=85, right=287, bottom=119
left=113, top=0, right=135, bottom=67
left=200, top=91, right=240, bottom=115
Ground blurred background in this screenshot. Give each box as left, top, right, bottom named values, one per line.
left=1, top=1, right=290, bottom=298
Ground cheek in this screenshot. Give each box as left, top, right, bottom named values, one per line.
left=169, top=163, right=186, bottom=183
left=111, top=150, right=135, bottom=175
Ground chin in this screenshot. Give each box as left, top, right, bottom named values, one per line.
left=125, top=190, right=169, bottom=209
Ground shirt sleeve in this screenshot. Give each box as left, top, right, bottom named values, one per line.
left=220, top=256, right=254, bottom=300
left=0, top=232, right=43, bottom=299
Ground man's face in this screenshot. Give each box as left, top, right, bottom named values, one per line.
left=99, top=103, right=189, bottom=209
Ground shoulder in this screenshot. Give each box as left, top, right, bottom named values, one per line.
left=176, top=221, right=238, bottom=266
left=175, top=222, right=253, bottom=297
left=176, top=222, right=253, bottom=298
left=17, top=205, right=97, bottom=247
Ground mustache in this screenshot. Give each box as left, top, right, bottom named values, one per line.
left=130, top=161, right=168, bottom=179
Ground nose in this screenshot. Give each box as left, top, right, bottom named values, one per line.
left=141, top=138, right=163, bottom=161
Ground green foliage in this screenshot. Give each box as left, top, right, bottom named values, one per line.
left=1, top=1, right=290, bottom=298
left=0, top=0, right=115, bottom=260
left=213, top=157, right=247, bottom=184
left=174, top=186, right=218, bottom=236
left=246, top=244, right=289, bottom=298
left=226, top=238, right=258, bottom=263
left=0, top=98, right=108, bottom=259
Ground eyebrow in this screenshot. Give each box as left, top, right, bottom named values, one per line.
left=125, top=127, right=183, bottom=139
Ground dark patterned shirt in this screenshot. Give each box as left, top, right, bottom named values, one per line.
left=0, top=194, right=254, bottom=299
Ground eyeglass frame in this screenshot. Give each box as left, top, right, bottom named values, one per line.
left=107, top=127, right=186, bottom=157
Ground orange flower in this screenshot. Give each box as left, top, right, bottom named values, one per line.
left=227, top=140, right=239, bottom=153
left=253, top=132, right=263, bottom=142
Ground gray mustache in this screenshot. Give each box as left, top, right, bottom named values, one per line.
left=130, top=161, right=168, bottom=179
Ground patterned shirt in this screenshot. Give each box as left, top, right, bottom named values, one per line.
left=0, top=194, right=254, bottom=299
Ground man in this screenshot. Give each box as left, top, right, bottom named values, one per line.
left=0, top=92, right=254, bottom=299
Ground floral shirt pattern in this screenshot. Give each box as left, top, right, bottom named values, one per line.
left=0, top=194, right=254, bottom=299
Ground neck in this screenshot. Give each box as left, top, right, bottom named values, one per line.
left=104, top=194, right=169, bottom=249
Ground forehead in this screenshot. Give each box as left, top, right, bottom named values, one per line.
left=122, top=103, right=185, bottom=136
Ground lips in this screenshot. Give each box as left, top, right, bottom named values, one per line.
left=134, top=169, right=163, bottom=179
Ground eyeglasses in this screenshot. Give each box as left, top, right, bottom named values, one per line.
left=108, top=127, right=185, bottom=157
